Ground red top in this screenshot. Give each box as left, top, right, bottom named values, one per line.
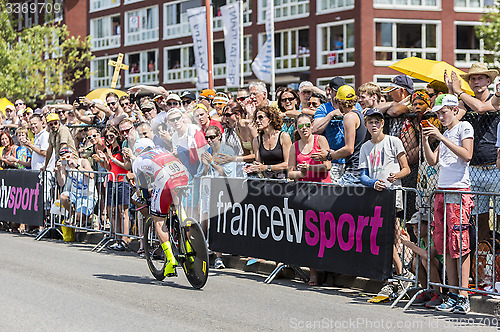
left=204, top=119, right=224, bottom=133
left=294, top=135, right=331, bottom=183
left=108, top=146, right=128, bottom=182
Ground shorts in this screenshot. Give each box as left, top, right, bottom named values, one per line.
left=470, top=166, right=500, bottom=215
left=432, top=188, right=474, bottom=259
left=150, top=168, right=174, bottom=216
left=330, top=163, right=345, bottom=183
left=106, top=181, right=131, bottom=206
left=335, top=170, right=360, bottom=186
left=61, top=191, right=96, bottom=216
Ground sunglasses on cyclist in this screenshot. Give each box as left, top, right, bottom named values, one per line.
left=297, top=123, right=311, bottom=129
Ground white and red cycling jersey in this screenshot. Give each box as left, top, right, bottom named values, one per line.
left=132, top=148, right=189, bottom=215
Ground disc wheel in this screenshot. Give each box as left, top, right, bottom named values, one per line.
left=143, top=216, right=167, bottom=281
left=178, top=219, right=209, bottom=289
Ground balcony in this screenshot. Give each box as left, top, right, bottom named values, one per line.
left=92, top=35, right=120, bottom=51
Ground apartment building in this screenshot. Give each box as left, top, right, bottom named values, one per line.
left=85, top=0, right=491, bottom=93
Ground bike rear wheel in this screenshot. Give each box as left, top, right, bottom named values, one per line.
left=143, top=216, right=167, bottom=281
left=177, top=219, right=209, bottom=289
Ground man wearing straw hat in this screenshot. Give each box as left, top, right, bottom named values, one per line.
left=446, top=63, right=500, bottom=241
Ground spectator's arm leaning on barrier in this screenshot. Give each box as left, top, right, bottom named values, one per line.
left=249, top=132, right=292, bottom=173
left=447, top=71, right=493, bottom=116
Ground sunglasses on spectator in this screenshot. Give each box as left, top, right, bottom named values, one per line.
left=85, top=133, right=99, bottom=141
left=56, top=110, right=65, bottom=114
left=168, top=116, right=182, bottom=123
left=167, top=101, right=179, bottom=107
left=298, top=123, right=311, bottom=129
left=142, top=108, right=152, bottom=113
left=15, top=102, right=24, bottom=106
left=121, top=102, right=131, bottom=107
left=301, top=90, right=312, bottom=94
left=5, top=110, right=12, bottom=113
left=256, top=115, right=266, bottom=121
left=308, top=101, right=321, bottom=108
left=281, top=97, right=295, bottom=103
left=182, top=100, right=192, bottom=105
left=120, top=127, right=133, bottom=134
left=222, top=112, right=234, bottom=117
left=154, top=96, right=165, bottom=102
left=48, top=121, right=59, bottom=126
left=214, top=102, right=226, bottom=107
left=107, top=101, right=117, bottom=106
left=105, top=135, right=116, bottom=140
left=198, top=97, right=210, bottom=102
left=237, top=96, right=248, bottom=102
left=205, top=134, right=218, bottom=141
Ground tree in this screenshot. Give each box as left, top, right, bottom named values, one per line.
left=0, top=0, right=93, bottom=104
left=476, top=4, right=500, bottom=66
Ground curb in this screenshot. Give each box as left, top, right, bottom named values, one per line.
left=80, top=231, right=499, bottom=317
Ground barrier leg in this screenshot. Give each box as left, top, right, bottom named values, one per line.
left=402, top=288, right=426, bottom=311
left=264, top=264, right=309, bottom=284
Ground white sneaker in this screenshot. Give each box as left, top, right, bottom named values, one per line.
left=214, top=257, right=225, bottom=269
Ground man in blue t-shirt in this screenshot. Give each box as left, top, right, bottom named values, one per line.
left=313, top=77, right=363, bottom=182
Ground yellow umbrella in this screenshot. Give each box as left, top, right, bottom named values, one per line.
left=86, top=88, right=128, bottom=103
left=0, top=98, right=14, bottom=115
left=389, top=57, right=474, bottom=95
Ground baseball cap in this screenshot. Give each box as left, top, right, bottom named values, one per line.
left=166, top=108, right=183, bottom=118
left=181, top=91, right=196, bottom=100
left=364, top=108, right=384, bottom=119
left=407, top=210, right=430, bottom=225
left=166, top=93, right=182, bottom=102
left=5, top=105, right=15, bottom=112
left=329, top=77, right=347, bottom=91
left=335, top=85, right=356, bottom=101
left=431, top=94, right=459, bottom=112
left=46, top=113, right=60, bottom=122
left=213, top=92, right=229, bottom=105
left=382, top=75, right=414, bottom=94
left=299, top=81, right=313, bottom=91
left=200, top=89, right=216, bottom=100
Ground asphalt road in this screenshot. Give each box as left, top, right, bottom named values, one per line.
left=0, top=232, right=498, bottom=331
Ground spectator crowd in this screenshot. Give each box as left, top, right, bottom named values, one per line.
left=2, top=61, right=500, bottom=315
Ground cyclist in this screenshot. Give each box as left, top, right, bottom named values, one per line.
left=132, top=138, right=190, bottom=276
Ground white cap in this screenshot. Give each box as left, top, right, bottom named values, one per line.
left=299, top=81, right=313, bottom=91
left=166, top=108, right=183, bottom=118
left=166, top=94, right=182, bottom=102
left=431, top=94, right=459, bottom=112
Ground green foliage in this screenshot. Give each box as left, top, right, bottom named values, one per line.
left=476, top=4, right=500, bottom=66
left=0, top=0, right=93, bottom=103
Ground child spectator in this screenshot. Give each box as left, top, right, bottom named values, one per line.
left=422, top=94, right=474, bottom=314
left=359, top=108, right=410, bottom=298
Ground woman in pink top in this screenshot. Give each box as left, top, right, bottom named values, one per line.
left=288, top=114, right=331, bottom=183
left=288, top=113, right=331, bottom=286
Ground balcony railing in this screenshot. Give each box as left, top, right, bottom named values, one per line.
left=91, top=35, right=121, bottom=51
left=126, top=28, right=159, bottom=46
left=275, top=53, right=310, bottom=73
left=127, top=71, right=159, bottom=86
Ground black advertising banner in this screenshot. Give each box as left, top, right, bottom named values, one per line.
left=0, top=170, right=44, bottom=226
left=209, top=178, right=396, bottom=280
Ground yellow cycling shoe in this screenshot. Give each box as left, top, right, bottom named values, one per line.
left=164, top=259, right=178, bottom=277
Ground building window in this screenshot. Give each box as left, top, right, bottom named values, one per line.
left=317, top=20, right=354, bottom=69
left=264, top=27, right=309, bottom=73
left=126, top=50, right=159, bottom=86
left=90, top=15, right=121, bottom=51
left=90, top=0, right=120, bottom=13
left=317, top=0, right=354, bottom=14
left=164, top=0, right=201, bottom=39
left=317, top=76, right=355, bottom=90
left=90, top=56, right=121, bottom=90
left=455, top=22, right=493, bottom=67
left=258, top=0, right=309, bottom=23
left=455, top=0, right=495, bottom=12
left=124, top=0, right=143, bottom=4
left=374, top=20, right=440, bottom=65
left=213, top=0, right=252, bottom=31
left=164, top=45, right=196, bottom=83
left=125, top=6, right=159, bottom=46
left=374, top=0, right=439, bottom=9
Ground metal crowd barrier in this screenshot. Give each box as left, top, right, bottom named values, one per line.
left=403, top=189, right=500, bottom=310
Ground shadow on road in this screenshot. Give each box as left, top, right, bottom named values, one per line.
left=93, top=273, right=200, bottom=291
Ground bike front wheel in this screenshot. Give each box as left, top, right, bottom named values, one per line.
left=177, top=219, right=209, bottom=289
left=143, top=216, right=167, bottom=281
